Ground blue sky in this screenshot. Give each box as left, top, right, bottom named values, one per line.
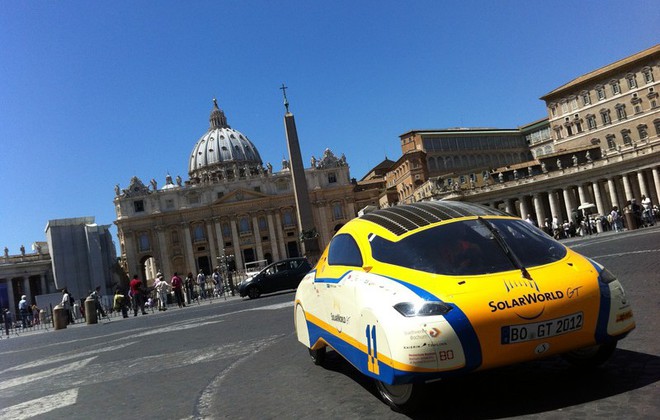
left=1, top=1, right=658, bottom=255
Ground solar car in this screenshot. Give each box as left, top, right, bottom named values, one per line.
left=294, top=201, right=635, bottom=412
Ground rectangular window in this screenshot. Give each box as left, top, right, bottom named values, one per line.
left=134, top=200, right=145, bottom=213
left=597, top=87, right=606, bottom=100
left=581, top=93, right=591, bottom=106
left=616, top=106, right=627, bottom=120
left=561, top=102, right=568, bottom=113
left=587, top=116, right=597, bottom=130
left=611, top=81, right=621, bottom=95
left=606, top=135, right=616, bottom=150
left=643, top=69, right=654, bottom=83
left=328, top=173, right=337, bottom=183
left=601, top=111, right=611, bottom=125
left=332, top=202, right=344, bottom=220
left=627, top=76, right=637, bottom=89
left=139, top=233, right=150, bottom=252
left=570, top=98, right=578, bottom=110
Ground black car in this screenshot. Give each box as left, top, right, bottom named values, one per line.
left=238, top=257, right=312, bottom=299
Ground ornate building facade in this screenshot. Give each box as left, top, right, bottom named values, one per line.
left=113, top=101, right=359, bottom=283
left=410, top=44, right=660, bottom=228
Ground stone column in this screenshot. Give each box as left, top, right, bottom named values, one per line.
left=205, top=220, right=218, bottom=269
left=214, top=218, right=225, bottom=268
left=577, top=184, right=590, bottom=205
left=23, top=277, right=30, bottom=301
left=317, top=203, right=330, bottom=246
left=156, top=226, right=172, bottom=277
left=622, top=173, right=634, bottom=202
left=533, top=194, right=546, bottom=227
left=252, top=215, right=264, bottom=261
left=653, top=168, right=660, bottom=205
left=519, top=195, right=531, bottom=220
left=182, top=224, right=196, bottom=274
left=346, top=201, right=356, bottom=219
left=267, top=214, right=280, bottom=261
left=592, top=181, right=605, bottom=233
left=6, top=280, right=15, bottom=318
left=592, top=181, right=605, bottom=215
left=505, top=199, right=516, bottom=216
left=607, top=178, right=619, bottom=209
left=275, top=213, right=287, bottom=258
left=563, top=187, right=574, bottom=222
left=230, top=220, right=243, bottom=272
left=637, top=170, right=649, bottom=198
left=123, top=230, right=138, bottom=276
left=548, top=190, right=562, bottom=222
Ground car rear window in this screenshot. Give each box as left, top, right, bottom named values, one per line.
left=370, top=218, right=567, bottom=276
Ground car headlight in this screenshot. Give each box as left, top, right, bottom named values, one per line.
left=600, top=268, right=618, bottom=284
left=393, top=301, right=452, bottom=317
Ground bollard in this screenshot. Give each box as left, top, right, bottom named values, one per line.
left=84, top=297, right=98, bottom=324
left=53, top=305, right=67, bottom=330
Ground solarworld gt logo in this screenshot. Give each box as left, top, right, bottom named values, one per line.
left=489, top=279, right=565, bottom=320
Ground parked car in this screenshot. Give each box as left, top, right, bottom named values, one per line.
left=294, top=201, right=635, bottom=412
left=239, top=257, right=312, bottom=299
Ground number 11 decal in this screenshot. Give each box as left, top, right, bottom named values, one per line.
left=366, top=324, right=380, bottom=375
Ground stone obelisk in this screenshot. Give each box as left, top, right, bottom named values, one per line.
left=280, top=84, right=320, bottom=261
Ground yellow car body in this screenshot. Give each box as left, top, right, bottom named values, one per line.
left=295, top=201, right=635, bottom=395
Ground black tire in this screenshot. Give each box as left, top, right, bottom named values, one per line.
left=309, top=347, right=326, bottom=365
left=375, top=380, right=426, bottom=413
left=247, top=286, right=261, bottom=299
left=562, top=341, right=617, bottom=368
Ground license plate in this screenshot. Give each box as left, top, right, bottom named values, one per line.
left=501, top=312, right=584, bottom=344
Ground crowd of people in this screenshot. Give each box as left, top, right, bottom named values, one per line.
left=108, top=267, right=231, bottom=317
left=525, top=194, right=658, bottom=239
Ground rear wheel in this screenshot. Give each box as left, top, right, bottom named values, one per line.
left=562, top=341, right=617, bottom=368
left=375, top=381, right=425, bottom=413
left=247, top=286, right=261, bottom=299
left=309, top=347, right=326, bottom=365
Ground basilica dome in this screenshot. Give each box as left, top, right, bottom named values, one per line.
left=188, top=100, right=263, bottom=181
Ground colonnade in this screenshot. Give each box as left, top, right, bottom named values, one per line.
left=484, top=166, right=660, bottom=230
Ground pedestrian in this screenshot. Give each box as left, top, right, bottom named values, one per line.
left=197, top=270, right=207, bottom=299
left=154, top=273, right=170, bottom=311
left=185, top=272, right=195, bottom=303
left=31, top=304, right=40, bottom=325
left=113, top=287, right=129, bottom=318
left=89, top=286, right=107, bottom=318
left=3, top=308, right=12, bottom=336
left=610, top=206, right=622, bottom=232
left=171, top=272, right=185, bottom=308
left=61, top=288, right=74, bottom=324
left=212, top=267, right=222, bottom=297
left=18, top=295, right=29, bottom=328
left=641, top=195, right=654, bottom=227
left=129, top=274, right=148, bottom=316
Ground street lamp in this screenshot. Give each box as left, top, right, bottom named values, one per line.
left=216, top=251, right=235, bottom=296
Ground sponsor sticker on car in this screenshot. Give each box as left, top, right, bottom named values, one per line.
left=501, top=312, right=583, bottom=344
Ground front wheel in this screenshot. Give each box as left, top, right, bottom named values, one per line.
left=375, top=380, right=426, bottom=413
left=309, top=347, right=326, bottom=365
left=562, top=341, right=617, bottom=368
left=247, top=286, right=261, bottom=299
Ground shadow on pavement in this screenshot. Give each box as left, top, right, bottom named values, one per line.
left=319, top=347, right=660, bottom=419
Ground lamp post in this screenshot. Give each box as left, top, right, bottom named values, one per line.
left=216, top=251, right=235, bottom=296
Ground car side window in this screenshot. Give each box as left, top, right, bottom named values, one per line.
left=328, top=234, right=363, bottom=267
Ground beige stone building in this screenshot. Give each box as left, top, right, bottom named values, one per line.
left=113, top=101, right=361, bottom=283
left=411, top=44, right=660, bottom=229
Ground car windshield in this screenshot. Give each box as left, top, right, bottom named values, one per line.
left=370, top=218, right=567, bottom=276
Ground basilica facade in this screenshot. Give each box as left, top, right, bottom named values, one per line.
left=113, top=101, right=362, bottom=284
